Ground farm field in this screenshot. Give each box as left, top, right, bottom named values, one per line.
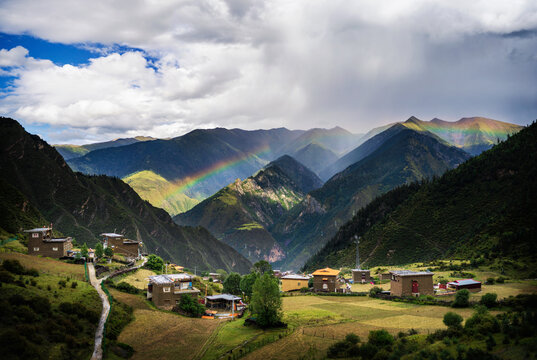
left=116, top=268, right=157, bottom=290
left=0, top=251, right=85, bottom=280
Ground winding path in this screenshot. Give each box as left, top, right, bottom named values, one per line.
left=89, top=257, right=147, bottom=360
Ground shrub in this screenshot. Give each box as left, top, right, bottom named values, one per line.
left=345, top=333, right=360, bottom=344
left=2, top=259, right=25, bottom=274
left=0, top=270, right=14, bottom=283
left=360, top=343, right=378, bottom=359
left=452, top=289, right=470, bottom=308
left=465, top=307, right=500, bottom=335
left=369, top=286, right=383, bottom=296
left=327, top=339, right=354, bottom=358
left=58, top=280, right=67, bottom=288
left=368, top=329, right=394, bottom=348
left=176, top=294, right=205, bottom=317
left=71, top=281, right=78, bottom=289
left=480, top=293, right=498, bottom=308
left=486, top=277, right=495, bottom=285
left=115, top=281, right=139, bottom=294
left=443, top=312, right=463, bottom=330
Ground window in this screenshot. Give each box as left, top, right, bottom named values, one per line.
left=52, top=247, right=58, bottom=251
left=323, top=283, right=328, bottom=289
left=297, top=282, right=301, bottom=286
left=176, top=300, right=180, bottom=305
left=163, top=287, right=171, bottom=293
left=33, top=247, right=39, bottom=251
left=32, top=233, right=39, bottom=238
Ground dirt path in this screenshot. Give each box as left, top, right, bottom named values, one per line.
left=88, top=262, right=110, bottom=360
left=89, top=257, right=147, bottom=360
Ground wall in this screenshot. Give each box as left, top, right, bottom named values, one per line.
left=352, top=271, right=371, bottom=283
left=390, top=275, right=434, bottom=296
left=313, top=275, right=337, bottom=292
left=281, top=279, right=308, bottom=292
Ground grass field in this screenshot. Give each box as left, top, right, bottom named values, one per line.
left=116, top=268, right=157, bottom=290
left=0, top=252, right=85, bottom=280
left=110, top=289, right=220, bottom=360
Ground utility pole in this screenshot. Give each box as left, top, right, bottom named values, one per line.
left=355, top=235, right=360, bottom=269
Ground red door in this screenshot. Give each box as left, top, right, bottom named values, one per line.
left=412, top=280, right=419, bottom=294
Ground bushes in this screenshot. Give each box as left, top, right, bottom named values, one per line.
left=327, top=333, right=360, bottom=358
left=115, top=282, right=139, bottom=294
left=465, top=306, right=500, bottom=335
left=369, top=286, right=383, bottom=296
left=368, top=329, right=394, bottom=348
left=443, top=312, right=463, bottom=330
left=173, top=294, right=205, bottom=317
left=480, top=293, right=498, bottom=308
left=452, top=289, right=470, bottom=308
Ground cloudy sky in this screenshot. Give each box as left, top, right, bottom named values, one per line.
left=0, top=0, right=536, bottom=144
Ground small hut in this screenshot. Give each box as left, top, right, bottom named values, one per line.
left=447, top=279, right=482, bottom=292
left=205, top=294, right=243, bottom=312
left=352, top=269, right=371, bottom=283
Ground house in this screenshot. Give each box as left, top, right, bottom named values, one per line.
left=100, top=233, right=141, bottom=258
left=24, top=227, right=73, bottom=258
left=447, top=279, right=482, bottom=292
left=379, top=272, right=391, bottom=281
left=205, top=294, right=244, bottom=314
left=281, top=274, right=310, bottom=292
left=352, top=269, right=371, bottom=284
left=389, top=270, right=434, bottom=297
left=147, top=274, right=200, bottom=309
left=312, top=267, right=340, bottom=292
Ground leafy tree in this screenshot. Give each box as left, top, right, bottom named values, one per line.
left=104, top=247, right=114, bottom=257
left=216, top=269, right=228, bottom=279
left=223, top=272, right=242, bottom=295
left=308, top=277, right=314, bottom=288
left=146, top=254, right=164, bottom=271
left=480, top=293, right=498, bottom=308
left=176, top=294, right=205, bottom=317
left=345, top=333, right=360, bottom=344
left=368, top=329, right=394, bottom=348
left=95, top=242, right=104, bottom=259
left=443, top=311, right=463, bottom=330
left=240, top=272, right=258, bottom=300
left=452, top=289, right=470, bottom=308
left=252, top=260, right=273, bottom=276
left=250, top=273, right=282, bottom=328
left=80, top=243, right=89, bottom=259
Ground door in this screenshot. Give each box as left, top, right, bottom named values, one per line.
left=412, top=280, right=419, bottom=294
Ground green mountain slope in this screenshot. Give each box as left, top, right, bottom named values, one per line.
left=271, top=128, right=470, bottom=270
left=123, top=170, right=200, bottom=216
left=175, top=155, right=322, bottom=263
left=0, top=117, right=251, bottom=273
left=303, top=122, right=537, bottom=274
left=55, top=136, right=155, bottom=160
left=67, top=128, right=304, bottom=199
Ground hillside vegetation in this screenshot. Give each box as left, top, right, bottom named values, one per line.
left=0, top=117, right=251, bottom=273
left=123, top=170, right=200, bottom=216
left=55, top=136, right=155, bottom=160
left=304, top=121, right=537, bottom=275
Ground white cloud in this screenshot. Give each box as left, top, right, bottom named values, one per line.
left=0, top=0, right=536, bottom=143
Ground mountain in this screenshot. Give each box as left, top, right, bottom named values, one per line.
left=0, top=117, right=251, bottom=273
left=54, top=136, right=155, bottom=160
left=406, top=116, right=523, bottom=155
left=303, top=121, right=537, bottom=275
left=67, top=128, right=304, bottom=200
left=320, top=123, right=408, bottom=180
left=277, top=127, right=363, bottom=157
left=291, top=143, right=339, bottom=177
left=122, top=170, right=200, bottom=216
left=175, top=155, right=322, bottom=263
left=271, top=128, right=470, bottom=270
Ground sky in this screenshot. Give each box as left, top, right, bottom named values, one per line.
left=0, top=0, right=536, bottom=145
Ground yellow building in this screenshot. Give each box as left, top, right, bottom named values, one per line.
left=281, top=275, right=310, bottom=292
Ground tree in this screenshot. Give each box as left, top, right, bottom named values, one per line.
left=216, top=269, right=228, bottom=279
left=146, top=254, right=164, bottom=271
left=223, top=272, right=242, bottom=295
left=443, top=311, right=463, bottom=330
left=480, top=293, right=498, bottom=308
left=240, top=272, right=258, bottom=300
left=95, top=243, right=104, bottom=259
left=368, top=330, right=394, bottom=348
left=452, top=289, right=470, bottom=308
left=174, top=294, right=205, bottom=317
left=250, top=273, right=282, bottom=328
left=252, top=260, right=273, bottom=276
left=104, top=247, right=114, bottom=257
left=80, top=243, right=89, bottom=259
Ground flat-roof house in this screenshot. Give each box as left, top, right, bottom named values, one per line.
left=390, top=270, right=434, bottom=297
left=147, top=274, right=200, bottom=310
left=352, top=269, right=371, bottom=284
left=281, top=274, right=310, bottom=292
left=447, top=279, right=482, bottom=292
left=24, top=227, right=73, bottom=258
left=205, top=294, right=244, bottom=313
left=101, top=233, right=141, bottom=258
left=312, top=267, right=340, bottom=292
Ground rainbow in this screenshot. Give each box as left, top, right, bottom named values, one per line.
left=162, top=144, right=272, bottom=201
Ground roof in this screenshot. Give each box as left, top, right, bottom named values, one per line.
left=281, top=274, right=309, bottom=280
left=312, top=267, right=339, bottom=276
left=24, top=228, right=51, bottom=232
left=123, top=239, right=140, bottom=244
left=100, top=233, right=123, bottom=237
left=352, top=269, right=370, bottom=272
left=148, top=274, right=193, bottom=284
left=206, top=294, right=242, bottom=301
left=448, top=279, right=481, bottom=286
left=44, top=237, right=72, bottom=243
left=390, top=270, right=434, bottom=277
